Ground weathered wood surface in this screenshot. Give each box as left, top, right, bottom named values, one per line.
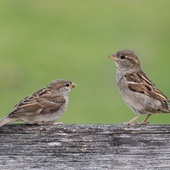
left=0, top=124, right=170, bottom=170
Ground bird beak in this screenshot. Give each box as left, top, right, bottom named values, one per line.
left=70, top=83, right=76, bottom=89
left=108, top=54, right=118, bottom=61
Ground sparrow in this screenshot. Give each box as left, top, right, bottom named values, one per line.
left=0, top=79, right=76, bottom=127
left=109, top=49, right=170, bottom=125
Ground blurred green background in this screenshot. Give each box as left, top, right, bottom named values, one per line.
left=0, top=0, right=170, bottom=124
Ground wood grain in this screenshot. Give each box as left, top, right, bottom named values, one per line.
left=0, top=124, right=170, bottom=170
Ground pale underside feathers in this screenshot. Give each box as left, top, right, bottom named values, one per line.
left=0, top=79, right=76, bottom=127
left=109, top=49, right=170, bottom=124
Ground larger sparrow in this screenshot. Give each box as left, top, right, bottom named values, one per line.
left=0, top=79, right=76, bottom=127
left=109, top=49, right=170, bottom=125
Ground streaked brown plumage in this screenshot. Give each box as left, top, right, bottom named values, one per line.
left=109, top=49, right=169, bottom=125
left=0, top=79, right=76, bottom=127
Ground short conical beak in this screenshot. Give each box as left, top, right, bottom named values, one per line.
left=70, top=83, right=77, bottom=89
left=108, top=54, right=118, bottom=61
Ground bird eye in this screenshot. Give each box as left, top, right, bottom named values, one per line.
left=120, top=55, right=125, bottom=59
left=65, top=83, right=70, bottom=87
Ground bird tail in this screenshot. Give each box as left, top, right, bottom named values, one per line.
left=0, top=117, right=13, bottom=127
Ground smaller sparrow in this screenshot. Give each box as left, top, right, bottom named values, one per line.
left=109, top=49, right=170, bottom=125
left=0, top=79, right=76, bottom=127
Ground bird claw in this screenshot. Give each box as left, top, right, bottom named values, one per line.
left=123, top=121, right=150, bottom=126
left=38, top=121, right=55, bottom=125
left=140, top=121, right=150, bottom=125
left=123, top=122, right=135, bottom=126
left=54, top=122, right=64, bottom=125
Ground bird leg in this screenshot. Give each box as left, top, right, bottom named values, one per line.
left=141, top=114, right=151, bottom=124
left=123, top=115, right=141, bottom=125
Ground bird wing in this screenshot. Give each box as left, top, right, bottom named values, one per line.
left=8, top=88, right=66, bottom=118
left=125, top=72, right=169, bottom=102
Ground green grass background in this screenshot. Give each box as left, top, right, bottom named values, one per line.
left=0, top=0, right=170, bottom=124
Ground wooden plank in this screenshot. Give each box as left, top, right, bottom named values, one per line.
left=0, top=124, right=170, bottom=170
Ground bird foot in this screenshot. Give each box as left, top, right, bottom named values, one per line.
left=54, top=122, right=64, bottom=125
left=123, top=122, right=135, bottom=126
left=38, top=121, right=55, bottom=125
left=38, top=121, right=64, bottom=125
left=123, top=121, right=150, bottom=126
left=139, top=121, right=150, bottom=125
